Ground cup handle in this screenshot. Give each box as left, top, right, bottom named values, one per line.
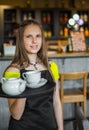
left=19, top=79, right=26, bottom=92
left=22, top=73, right=26, bottom=80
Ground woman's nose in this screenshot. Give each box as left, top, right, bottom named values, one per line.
left=32, top=37, right=37, bottom=43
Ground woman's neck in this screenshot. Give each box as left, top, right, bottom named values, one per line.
left=28, top=54, right=37, bottom=63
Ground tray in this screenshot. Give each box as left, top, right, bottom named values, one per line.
left=0, top=81, right=55, bottom=98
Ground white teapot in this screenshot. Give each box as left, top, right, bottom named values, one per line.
left=1, top=77, right=26, bottom=96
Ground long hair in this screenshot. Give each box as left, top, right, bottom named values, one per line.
left=8, top=19, right=49, bottom=70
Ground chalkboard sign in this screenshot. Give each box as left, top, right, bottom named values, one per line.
left=70, top=31, right=86, bottom=51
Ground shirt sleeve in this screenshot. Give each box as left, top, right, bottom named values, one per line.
left=50, top=61, right=59, bottom=81
left=4, top=71, right=20, bottom=79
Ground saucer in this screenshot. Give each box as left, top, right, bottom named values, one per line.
left=26, top=78, right=47, bottom=89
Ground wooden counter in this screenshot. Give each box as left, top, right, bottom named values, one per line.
left=0, top=56, right=13, bottom=60
left=0, top=51, right=89, bottom=60
left=48, top=51, right=89, bottom=58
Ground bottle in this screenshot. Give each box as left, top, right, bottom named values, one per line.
left=44, top=30, right=48, bottom=37
left=83, top=13, right=88, bottom=23
left=80, top=13, right=84, bottom=20
left=80, top=26, right=84, bottom=32
left=64, top=13, right=68, bottom=23
left=23, top=14, right=27, bottom=21
left=47, top=13, right=51, bottom=23
left=12, top=13, right=16, bottom=22
left=84, top=27, right=89, bottom=37
left=59, top=27, right=64, bottom=36
left=64, top=27, right=69, bottom=37
left=68, top=37, right=72, bottom=52
left=42, top=13, right=47, bottom=23
left=28, top=13, right=32, bottom=20
left=47, top=30, right=52, bottom=37
left=59, top=13, right=63, bottom=23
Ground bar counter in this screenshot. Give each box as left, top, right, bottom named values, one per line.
left=48, top=51, right=89, bottom=58
left=0, top=51, right=89, bottom=60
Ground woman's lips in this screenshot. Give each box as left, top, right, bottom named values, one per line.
left=30, top=45, right=38, bottom=49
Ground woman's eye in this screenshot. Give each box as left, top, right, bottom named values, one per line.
left=25, top=34, right=41, bottom=39
left=26, top=35, right=32, bottom=38
left=36, top=34, right=41, bottom=38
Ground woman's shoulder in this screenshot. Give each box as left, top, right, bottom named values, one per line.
left=49, top=60, right=59, bottom=81
left=49, top=60, right=58, bottom=70
left=4, top=66, right=20, bottom=78
left=49, top=60, right=57, bottom=66
left=6, top=66, right=20, bottom=72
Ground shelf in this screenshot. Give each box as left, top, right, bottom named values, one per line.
left=0, top=7, right=89, bottom=54
left=20, top=9, right=35, bottom=21
left=3, top=8, right=17, bottom=44
left=41, top=10, right=54, bottom=38
left=4, top=21, right=16, bottom=23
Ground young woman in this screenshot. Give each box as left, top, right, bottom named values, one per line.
left=4, top=19, right=63, bottom=130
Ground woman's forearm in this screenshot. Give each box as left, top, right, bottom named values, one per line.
left=53, top=99, right=63, bottom=130
left=8, top=98, right=26, bottom=120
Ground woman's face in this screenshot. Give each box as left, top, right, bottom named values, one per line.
left=23, top=24, right=42, bottom=54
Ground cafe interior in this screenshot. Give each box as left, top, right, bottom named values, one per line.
left=0, top=0, right=89, bottom=130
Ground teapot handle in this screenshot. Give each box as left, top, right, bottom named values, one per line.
left=1, top=77, right=6, bottom=84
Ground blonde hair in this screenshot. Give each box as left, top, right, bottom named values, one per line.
left=8, top=19, right=49, bottom=70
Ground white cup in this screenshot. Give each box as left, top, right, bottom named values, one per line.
left=22, top=70, right=41, bottom=84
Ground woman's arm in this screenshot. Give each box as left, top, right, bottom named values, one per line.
left=5, top=66, right=26, bottom=120
left=53, top=80, right=63, bottom=130
left=8, top=98, right=26, bottom=120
